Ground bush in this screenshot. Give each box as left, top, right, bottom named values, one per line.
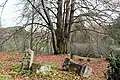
left=107, top=53, right=120, bottom=80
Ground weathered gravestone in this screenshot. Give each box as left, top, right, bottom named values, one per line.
left=62, top=58, right=92, bottom=78
left=36, top=62, right=52, bottom=74
left=21, top=49, right=34, bottom=70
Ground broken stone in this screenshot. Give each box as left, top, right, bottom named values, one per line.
left=62, top=58, right=92, bottom=78
left=36, top=62, right=52, bottom=73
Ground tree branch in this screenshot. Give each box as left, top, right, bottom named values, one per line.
left=27, top=0, right=49, bottom=25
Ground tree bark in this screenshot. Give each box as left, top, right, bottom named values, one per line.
left=27, top=0, right=75, bottom=54
left=52, top=0, right=75, bottom=54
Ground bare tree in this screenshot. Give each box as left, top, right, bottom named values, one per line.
left=24, top=0, right=120, bottom=54
left=25, top=0, right=78, bottom=54
left=1, top=0, right=120, bottom=54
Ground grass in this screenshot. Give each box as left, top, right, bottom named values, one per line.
left=0, top=53, right=107, bottom=80
left=0, top=74, right=12, bottom=80
left=11, top=62, right=77, bottom=80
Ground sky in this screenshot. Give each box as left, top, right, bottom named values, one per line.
left=0, top=0, right=21, bottom=28
left=0, top=0, right=119, bottom=28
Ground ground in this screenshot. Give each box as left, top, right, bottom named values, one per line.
left=0, top=52, right=108, bottom=80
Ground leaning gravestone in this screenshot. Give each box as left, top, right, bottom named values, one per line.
left=21, top=49, right=34, bottom=70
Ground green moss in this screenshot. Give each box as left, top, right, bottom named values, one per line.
left=0, top=74, right=12, bottom=80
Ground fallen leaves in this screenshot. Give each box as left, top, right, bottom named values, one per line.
left=0, top=52, right=108, bottom=80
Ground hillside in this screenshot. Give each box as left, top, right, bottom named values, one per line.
left=6, top=26, right=21, bottom=31
left=0, top=28, right=11, bottom=38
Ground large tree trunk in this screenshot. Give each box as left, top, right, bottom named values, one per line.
left=51, top=28, right=68, bottom=54
left=56, top=31, right=68, bottom=54
left=51, top=0, right=75, bottom=54
left=52, top=32, right=68, bottom=54
left=28, top=0, right=75, bottom=54
left=55, top=0, right=74, bottom=54
left=51, top=30, right=58, bottom=54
